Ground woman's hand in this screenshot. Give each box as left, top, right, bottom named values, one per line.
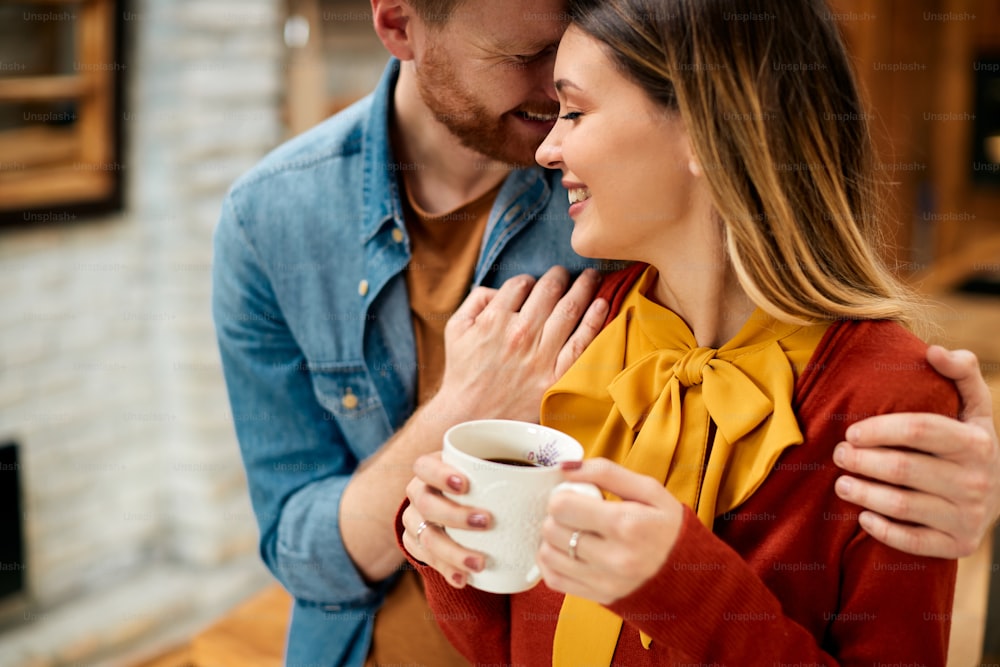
left=537, top=459, right=685, bottom=605
left=431, top=266, right=607, bottom=425
left=401, top=452, right=492, bottom=588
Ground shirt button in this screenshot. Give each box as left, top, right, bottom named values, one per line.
left=391, top=227, right=404, bottom=243
left=341, top=389, right=358, bottom=410
left=358, top=279, right=369, bottom=296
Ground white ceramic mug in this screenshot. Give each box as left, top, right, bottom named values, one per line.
left=442, top=419, right=602, bottom=594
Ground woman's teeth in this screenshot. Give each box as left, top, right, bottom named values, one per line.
left=568, top=188, right=591, bottom=205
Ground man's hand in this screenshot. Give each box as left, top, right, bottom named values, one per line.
left=833, top=346, right=1000, bottom=558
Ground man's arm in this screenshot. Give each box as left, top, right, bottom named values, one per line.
left=340, top=268, right=609, bottom=582
left=834, top=346, right=1000, bottom=558
left=213, top=197, right=375, bottom=605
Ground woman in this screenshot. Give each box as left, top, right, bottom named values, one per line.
left=398, top=0, right=958, bottom=664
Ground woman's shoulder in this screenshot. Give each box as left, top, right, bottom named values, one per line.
left=797, top=319, right=959, bottom=418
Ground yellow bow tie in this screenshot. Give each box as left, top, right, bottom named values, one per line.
left=542, top=268, right=824, bottom=665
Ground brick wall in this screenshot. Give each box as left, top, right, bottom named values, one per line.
left=0, top=0, right=286, bottom=663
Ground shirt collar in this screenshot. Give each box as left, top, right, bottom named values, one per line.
left=361, top=58, right=405, bottom=244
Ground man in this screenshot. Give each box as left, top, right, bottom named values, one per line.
left=212, top=1, right=1000, bottom=665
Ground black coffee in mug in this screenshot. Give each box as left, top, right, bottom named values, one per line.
left=485, top=456, right=545, bottom=467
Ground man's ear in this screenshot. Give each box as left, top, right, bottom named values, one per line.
left=372, top=0, right=418, bottom=61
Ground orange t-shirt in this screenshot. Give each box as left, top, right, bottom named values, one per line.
left=365, top=177, right=499, bottom=667
left=403, top=177, right=498, bottom=405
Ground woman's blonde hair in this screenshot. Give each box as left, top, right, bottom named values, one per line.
left=570, top=0, right=919, bottom=327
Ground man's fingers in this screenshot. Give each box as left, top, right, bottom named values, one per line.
left=925, top=346, right=992, bottom=422
left=833, top=442, right=963, bottom=500
left=844, top=412, right=981, bottom=459
left=855, top=510, right=969, bottom=560
left=835, top=476, right=985, bottom=557
left=833, top=473, right=959, bottom=533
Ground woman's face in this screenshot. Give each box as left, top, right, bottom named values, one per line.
left=536, top=26, right=704, bottom=262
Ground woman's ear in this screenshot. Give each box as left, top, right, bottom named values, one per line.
left=372, top=0, right=417, bottom=61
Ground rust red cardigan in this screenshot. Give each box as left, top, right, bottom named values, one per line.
left=397, top=264, right=959, bottom=666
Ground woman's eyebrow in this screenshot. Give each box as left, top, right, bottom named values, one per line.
left=554, top=79, right=582, bottom=93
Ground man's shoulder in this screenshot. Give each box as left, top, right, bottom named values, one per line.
left=229, top=93, right=375, bottom=197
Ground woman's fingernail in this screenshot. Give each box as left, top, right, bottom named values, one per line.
left=467, top=513, right=489, bottom=528
left=451, top=572, right=465, bottom=586
left=463, top=556, right=483, bottom=572
left=561, top=460, right=583, bottom=471
left=447, top=475, right=463, bottom=492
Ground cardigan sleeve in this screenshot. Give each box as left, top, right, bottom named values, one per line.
left=606, top=505, right=955, bottom=665
left=394, top=500, right=513, bottom=664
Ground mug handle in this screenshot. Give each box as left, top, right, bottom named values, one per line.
left=525, top=481, right=603, bottom=585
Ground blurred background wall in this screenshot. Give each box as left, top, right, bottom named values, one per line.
left=0, top=1, right=287, bottom=663
left=0, top=0, right=997, bottom=665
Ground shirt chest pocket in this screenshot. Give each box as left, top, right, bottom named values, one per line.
left=309, top=363, right=393, bottom=461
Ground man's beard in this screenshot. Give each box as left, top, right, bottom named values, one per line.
left=415, top=44, right=557, bottom=167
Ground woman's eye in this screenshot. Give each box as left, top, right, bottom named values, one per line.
left=560, top=111, right=583, bottom=121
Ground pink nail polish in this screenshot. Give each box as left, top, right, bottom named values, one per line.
left=447, top=475, right=463, bottom=492
left=451, top=572, right=465, bottom=586
left=561, top=460, right=583, bottom=471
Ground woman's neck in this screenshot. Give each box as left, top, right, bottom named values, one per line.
left=646, top=221, right=754, bottom=349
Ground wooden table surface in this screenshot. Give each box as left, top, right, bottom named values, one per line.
left=189, top=584, right=291, bottom=667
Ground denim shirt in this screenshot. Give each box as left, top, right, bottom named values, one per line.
left=212, top=60, right=596, bottom=666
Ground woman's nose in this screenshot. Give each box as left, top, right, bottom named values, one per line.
left=535, top=129, right=563, bottom=170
